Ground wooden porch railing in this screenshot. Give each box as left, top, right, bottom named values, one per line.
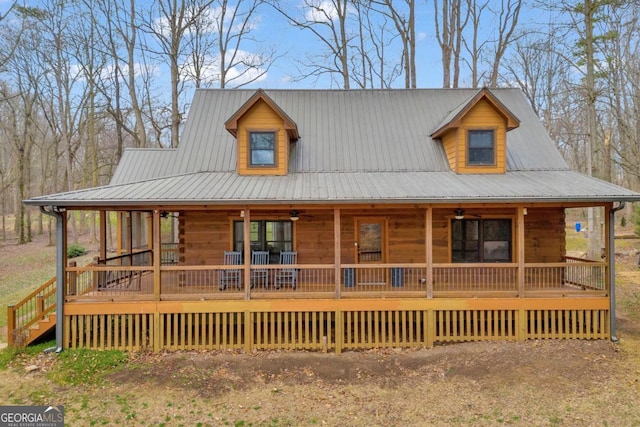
left=433, top=264, right=518, bottom=295
left=7, top=277, right=57, bottom=346
left=61, top=258, right=607, bottom=301
left=100, top=249, right=152, bottom=267
left=8, top=258, right=609, bottom=349
left=161, top=243, right=179, bottom=265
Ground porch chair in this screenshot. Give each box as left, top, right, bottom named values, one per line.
left=250, top=250, right=270, bottom=288
left=218, top=251, right=242, bottom=290
left=274, top=251, right=298, bottom=290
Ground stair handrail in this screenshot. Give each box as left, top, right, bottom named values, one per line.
left=7, top=276, right=57, bottom=346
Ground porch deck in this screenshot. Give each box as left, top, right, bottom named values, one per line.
left=11, top=258, right=609, bottom=351
left=5, top=251, right=606, bottom=352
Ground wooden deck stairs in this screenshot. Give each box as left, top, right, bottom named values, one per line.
left=7, top=277, right=57, bottom=346
left=25, top=314, right=57, bottom=345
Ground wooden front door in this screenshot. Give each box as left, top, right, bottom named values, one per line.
left=355, top=218, right=387, bottom=285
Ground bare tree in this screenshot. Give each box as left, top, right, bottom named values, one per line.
left=463, top=0, right=489, bottom=88
left=501, top=30, right=568, bottom=120
left=347, top=1, right=402, bottom=88
left=182, top=3, right=218, bottom=88
left=371, top=0, right=416, bottom=88
left=486, top=0, right=523, bottom=87
left=140, top=0, right=215, bottom=148
left=96, top=0, right=149, bottom=151
left=211, top=0, right=274, bottom=88
left=434, top=0, right=469, bottom=88
left=0, top=83, right=19, bottom=242
left=599, top=2, right=640, bottom=191
left=1, top=10, right=46, bottom=243
left=70, top=0, right=112, bottom=241
left=270, top=0, right=353, bottom=88
left=35, top=0, right=93, bottom=242
left=578, top=0, right=604, bottom=258
left=0, top=1, right=19, bottom=72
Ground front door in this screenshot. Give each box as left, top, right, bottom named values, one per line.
left=355, top=218, right=387, bottom=285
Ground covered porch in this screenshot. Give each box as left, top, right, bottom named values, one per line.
left=65, top=204, right=610, bottom=302
left=31, top=202, right=611, bottom=352
left=9, top=202, right=615, bottom=351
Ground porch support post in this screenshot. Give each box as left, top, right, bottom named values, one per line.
left=334, top=208, right=341, bottom=299
left=243, top=208, right=251, bottom=300
left=517, top=207, right=526, bottom=298
left=147, top=212, right=153, bottom=250
left=99, top=210, right=107, bottom=261
left=609, top=202, right=625, bottom=343
left=335, top=309, right=343, bottom=353
left=244, top=311, right=252, bottom=352
left=152, top=210, right=161, bottom=301
left=116, top=212, right=123, bottom=255
left=127, top=211, right=133, bottom=256
left=425, top=207, right=433, bottom=299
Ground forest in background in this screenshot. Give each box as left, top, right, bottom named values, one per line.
left=0, top=0, right=638, bottom=247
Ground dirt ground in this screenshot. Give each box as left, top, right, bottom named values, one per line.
left=1, top=230, right=640, bottom=425
left=2, top=337, right=639, bottom=426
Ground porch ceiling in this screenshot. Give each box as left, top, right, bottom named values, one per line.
left=24, top=169, right=640, bottom=208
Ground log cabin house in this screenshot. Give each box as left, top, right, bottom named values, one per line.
left=14, top=88, right=640, bottom=352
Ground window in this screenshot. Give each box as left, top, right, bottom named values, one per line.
left=467, top=130, right=495, bottom=165
left=249, top=132, right=276, bottom=166
left=233, top=220, right=293, bottom=263
left=452, top=219, right=511, bottom=262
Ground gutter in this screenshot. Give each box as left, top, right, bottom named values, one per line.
left=40, top=206, right=65, bottom=354
left=23, top=195, right=640, bottom=208
left=609, top=201, right=626, bottom=343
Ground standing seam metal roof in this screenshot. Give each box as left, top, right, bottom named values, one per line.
left=25, top=89, right=640, bottom=206
left=166, top=89, right=570, bottom=178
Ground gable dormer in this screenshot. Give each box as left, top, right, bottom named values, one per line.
left=225, top=90, right=299, bottom=175
left=431, top=88, right=519, bottom=174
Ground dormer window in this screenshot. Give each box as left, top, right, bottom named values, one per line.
left=249, top=131, right=276, bottom=166
left=467, top=129, right=495, bottom=166
left=430, top=88, right=520, bottom=174
left=225, top=90, right=299, bottom=176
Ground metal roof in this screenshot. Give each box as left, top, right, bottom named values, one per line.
left=110, top=148, right=178, bottom=185
left=25, top=88, right=640, bottom=207
left=25, top=170, right=640, bottom=206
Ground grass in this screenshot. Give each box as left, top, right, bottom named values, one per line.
left=565, top=228, right=588, bottom=254
left=616, top=267, right=640, bottom=323
left=0, top=246, right=57, bottom=331
left=0, top=232, right=94, bottom=334
left=0, top=340, right=56, bottom=369
left=46, top=347, right=129, bottom=386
